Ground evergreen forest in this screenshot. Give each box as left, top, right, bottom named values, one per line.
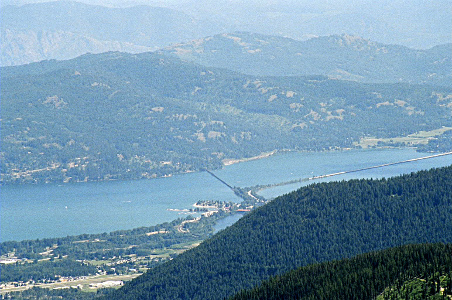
left=231, top=243, right=452, bottom=300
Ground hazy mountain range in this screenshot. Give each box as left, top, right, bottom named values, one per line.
left=2, top=1, right=452, bottom=298
left=161, top=32, right=452, bottom=86
left=1, top=0, right=451, bottom=66
left=0, top=1, right=223, bottom=66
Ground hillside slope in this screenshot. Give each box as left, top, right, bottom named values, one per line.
left=108, top=165, right=452, bottom=299
left=2, top=52, right=452, bottom=185
left=162, top=32, right=452, bottom=86
left=2, top=52, right=451, bottom=184
left=231, top=243, right=452, bottom=300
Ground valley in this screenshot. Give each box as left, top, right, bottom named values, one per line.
left=0, top=273, right=140, bottom=295
left=1, top=2, right=451, bottom=298
left=354, top=126, right=452, bottom=148
left=0, top=202, right=230, bottom=296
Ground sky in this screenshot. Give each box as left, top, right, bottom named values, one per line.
left=0, top=0, right=438, bottom=10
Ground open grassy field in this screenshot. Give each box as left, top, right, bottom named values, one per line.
left=355, top=127, right=452, bottom=148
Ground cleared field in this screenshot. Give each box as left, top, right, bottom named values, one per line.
left=355, top=127, right=452, bottom=148
left=0, top=274, right=141, bottom=294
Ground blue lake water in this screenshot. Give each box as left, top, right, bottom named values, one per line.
left=213, top=213, right=245, bottom=233
left=1, top=148, right=451, bottom=242
left=253, top=149, right=452, bottom=199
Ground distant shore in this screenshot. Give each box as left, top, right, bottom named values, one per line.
left=222, top=150, right=278, bottom=166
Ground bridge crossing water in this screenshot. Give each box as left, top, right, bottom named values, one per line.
left=249, top=151, right=452, bottom=197
left=205, top=170, right=234, bottom=190
left=308, top=151, right=452, bottom=180
left=3, top=149, right=450, bottom=241
left=206, top=151, right=452, bottom=203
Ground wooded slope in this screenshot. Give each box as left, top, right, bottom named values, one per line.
left=108, top=165, right=452, bottom=299
left=2, top=52, right=451, bottom=184
left=231, top=243, right=452, bottom=300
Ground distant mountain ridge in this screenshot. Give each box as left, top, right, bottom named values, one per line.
left=2, top=0, right=451, bottom=51
left=2, top=1, right=451, bottom=69
left=1, top=28, right=153, bottom=66
left=0, top=1, right=223, bottom=66
left=161, top=32, right=452, bottom=86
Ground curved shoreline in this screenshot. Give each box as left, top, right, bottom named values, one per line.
left=222, top=150, right=278, bottom=166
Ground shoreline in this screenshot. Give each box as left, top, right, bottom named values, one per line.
left=3, top=147, right=450, bottom=242
left=0, top=146, right=438, bottom=187
left=222, top=150, right=278, bottom=166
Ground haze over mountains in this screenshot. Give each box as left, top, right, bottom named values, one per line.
left=2, top=1, right=451, bottom=184
left=1, top=0, right=451, bottom=66
left=0, top=1, right=222, bottom=66
left=162, top=32, right=452, bottom=86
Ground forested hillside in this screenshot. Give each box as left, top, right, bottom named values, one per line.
left=2, top=52, right=451, bottom=184
left=108, top=165, right=452, bottom=300
left=162, top=32, right=452, bottom=86
left=231, top=243, right=452, bottom=300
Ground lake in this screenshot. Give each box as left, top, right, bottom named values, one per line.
left=2, top=148, right=451, bottom=242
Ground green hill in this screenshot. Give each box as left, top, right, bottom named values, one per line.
left=231, top=243, right=452, bottom=300
left=2, top=52, right=451, bottom=184
left=108, top=165, right=452, bottom=299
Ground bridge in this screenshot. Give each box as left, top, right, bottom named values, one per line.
left=252, top=151, right=452, bottom=194
left=205, top=170, right=261, bottom=202
left=205, top=170, right=234, bottom=190
left=206, top=151, right=452, bottom=202
left=308, top=151, right=452, bottom=180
